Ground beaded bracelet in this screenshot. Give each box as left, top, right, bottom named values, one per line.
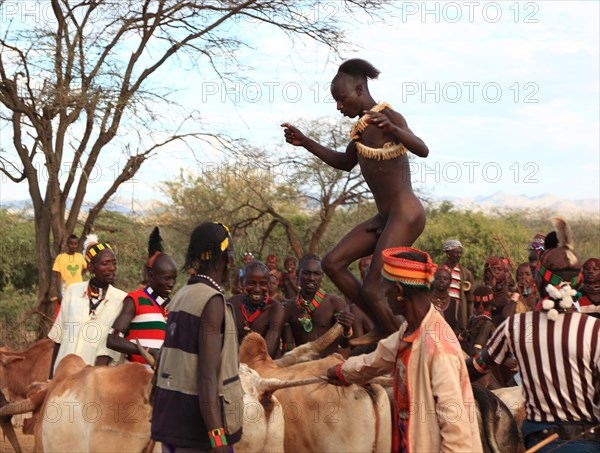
left=282, top=342, right=294, bottom=351
left=342, top=327, right=353, bottom=339
left=472, top=353, right=488, bottom=374
left=208, top=427, right=227, bottom=448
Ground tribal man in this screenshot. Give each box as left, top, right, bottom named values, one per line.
left=282, top=254, right=354, bottom=356
left=229, top=261, right=285, bottom=358
left=441, top=240, right=474, bottom=333
left=107, top=227, right=177, bottom=366
left=579, top=257, right=600, bottom=318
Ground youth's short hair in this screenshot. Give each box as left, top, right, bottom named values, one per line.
left=337, top=58, right=380, bottom=80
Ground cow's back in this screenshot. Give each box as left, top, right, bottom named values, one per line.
left=255, top=355, right=391, bottom=453
left=37, top=360, right=153, bottom=452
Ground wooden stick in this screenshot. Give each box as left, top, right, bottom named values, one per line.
left=493, top=233, right=515, bottom=268
left=524, top=433, right=559, bottom=453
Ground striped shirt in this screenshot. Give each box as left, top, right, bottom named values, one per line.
left=448, top=264, right=461, bottom=300
left=125, top=287, right=168, bottom=364
left=486, top=311, right=600, bottom=423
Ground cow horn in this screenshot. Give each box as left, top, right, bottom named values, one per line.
left=274, top=323, right=344, bottom=367
left=313, top=323, right=344, bottom=352
left=135, top=339, right=156, bottom=367
left=0, top=399, right=36, bottom=416
left=256, top=376, right=323, bottom=394
left=369, top=377, right=393, bottom=386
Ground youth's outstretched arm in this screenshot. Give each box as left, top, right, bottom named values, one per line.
left=281, top=123, right=358, bottom=171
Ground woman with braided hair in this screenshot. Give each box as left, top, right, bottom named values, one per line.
left=282, top=59, right=429, bottom=339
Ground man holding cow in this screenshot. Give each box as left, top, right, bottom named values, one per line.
left=327, top=246, right=483, bottom=453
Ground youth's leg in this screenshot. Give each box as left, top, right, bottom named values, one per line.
left=361, top=208, right=426, bottom=335
left=321, top=215, right=382, bottom=311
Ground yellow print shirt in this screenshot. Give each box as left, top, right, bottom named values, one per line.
left=52, top=252, right=87, bottom=288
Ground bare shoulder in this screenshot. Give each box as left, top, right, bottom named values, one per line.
left=283, top=298, right=298, bottom=315
left=227, top=294, right=243, bottom=308
left=382, top=107, right=408, bottom=128
left=325, top=293, right=347, bottom=310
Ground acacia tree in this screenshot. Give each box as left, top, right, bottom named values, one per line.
left=0, top=0, right=386, bottom=331
left=160, top=118, right=371, bottom=258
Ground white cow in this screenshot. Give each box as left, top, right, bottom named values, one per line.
left=0, top=352, right=322, bottom=453
left=240, top=325, right=392, bottom=453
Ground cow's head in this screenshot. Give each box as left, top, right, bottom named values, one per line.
left=0, top=352, right=26, bottom=387
left=240, top=333, right=272, bottom=369
left=0, top=380, right=49, bottom=420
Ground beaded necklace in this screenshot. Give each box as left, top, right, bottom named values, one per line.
left=349, top=102, right=408, bottom=161
left=143, top=286, right=169, bottom=319
left=241, top=294, right=270, bottom=332
left=296, top=290, right=324, bottom=332
left=87, top=282, right=107, bottom=318
left=196, top=274, right=224, bottom=293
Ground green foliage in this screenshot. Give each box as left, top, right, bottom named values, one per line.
left=416, top=204, right=531, bottom=282
left=0, top=285, right=38, bottom=349
left=0, top=209, right=38, bottom=292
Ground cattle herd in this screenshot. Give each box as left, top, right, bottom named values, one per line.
left=0, top=324, right=525, bottom=453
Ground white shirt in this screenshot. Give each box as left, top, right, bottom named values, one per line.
left=48, top=281, right=127, bottom=372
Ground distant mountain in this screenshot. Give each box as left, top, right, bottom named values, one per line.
left=2, top=192, right=598, bottom=217
left=436, top=192, right=599, bottom=217
left=0, top=197, right=162, bottom=216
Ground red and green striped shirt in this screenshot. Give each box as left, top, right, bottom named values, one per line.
left=125, top=287, right=168, bottom=364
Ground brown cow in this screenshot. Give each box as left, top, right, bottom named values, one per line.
left=0, top=340, right=53, bottom=401
left=240, top=328, right=392, bottom=453
left=0, top=354, right=154, bottom=452
left=0, top=339, right=53, bottom=452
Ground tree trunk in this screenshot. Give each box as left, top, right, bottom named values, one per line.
left=34, top=205, right=55, bottom=340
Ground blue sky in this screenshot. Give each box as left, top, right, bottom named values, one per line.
left=1, top=1, right=598, bottom=207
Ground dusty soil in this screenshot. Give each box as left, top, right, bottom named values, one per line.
left=1, top=426, right=35, bottom=453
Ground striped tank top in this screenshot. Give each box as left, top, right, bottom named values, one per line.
left=125, top=287, right=168, bottom=364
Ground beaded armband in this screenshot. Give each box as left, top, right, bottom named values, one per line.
left=472, top=353, right=488, bottom=374
left=208, top=427, right=227, bottom=448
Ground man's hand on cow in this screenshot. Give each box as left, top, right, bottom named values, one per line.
left=502, top=357, right=518, bottom=372
left=326, top=365, right=350, bottom=387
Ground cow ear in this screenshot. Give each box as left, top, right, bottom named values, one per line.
left=0, top=354, right=25, bottom=366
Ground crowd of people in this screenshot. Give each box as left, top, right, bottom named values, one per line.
left=45, top=57, right=599, bottom=453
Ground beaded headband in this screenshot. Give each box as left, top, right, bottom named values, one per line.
left=537, top=261, right=580, bottom=287
left=473, top=294, right=493, bottom=304
left=85, top=243, right=113, bottom=264
left=381, top=247, right=437, bottom=289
